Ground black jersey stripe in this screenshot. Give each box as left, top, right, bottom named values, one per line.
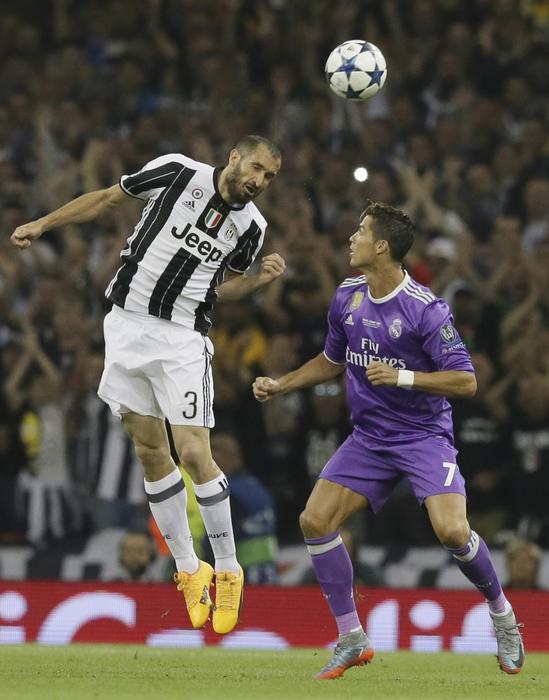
left=122, top=163, right=185, bottom=196
left=201, top=338, right=210, bottom=426
left=227, top=220, right=262, bottom=272
left=194, top=193, right=232, bottom=239
left=194, top=262, right=228, bottom=334
left=148, top=249, right=201, bottom=320
left=108, top=165, right=196, bottom=307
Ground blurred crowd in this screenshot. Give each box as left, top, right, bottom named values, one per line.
left=1, top=0, right=549, bottom=577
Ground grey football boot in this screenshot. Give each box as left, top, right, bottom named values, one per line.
left=490, top=607, right=524, bottom=674
left=315, top=629, right=374, bottom=680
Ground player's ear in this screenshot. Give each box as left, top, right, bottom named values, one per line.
left=228, top=149, right=241, bottom=166
left=376, top=239, right=389, bottom=255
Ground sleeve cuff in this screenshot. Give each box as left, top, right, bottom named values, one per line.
left=323, top=350, right=346, bottom=366
left=119, top=176, right=145, bottom=201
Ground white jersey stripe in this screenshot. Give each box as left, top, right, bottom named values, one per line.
left=402, top=287, right=430, bottom=305
left=407, top=280, right=435, bottom=302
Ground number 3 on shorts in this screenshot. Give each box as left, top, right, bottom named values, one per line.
left=442, top=461, right=457, bottom=487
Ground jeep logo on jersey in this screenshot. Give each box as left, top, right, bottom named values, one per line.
left=171, top=223, right=223, bottom=263
left=204, top=208, right=223, bottom=228
left=440, top=323, right=457, bottom=343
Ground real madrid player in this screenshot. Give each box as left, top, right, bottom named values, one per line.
left=11, top=135, right=284, bottom=634
left=253, top=202, right=524, bottom=678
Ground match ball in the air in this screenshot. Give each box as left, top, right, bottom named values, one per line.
left=325, top=40, right=387, bottom=100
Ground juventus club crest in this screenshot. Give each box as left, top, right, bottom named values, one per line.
left=223, top=223, right=237, bottom=241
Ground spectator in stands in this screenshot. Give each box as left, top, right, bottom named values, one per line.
left=206, top=431, right=278, bottom=584
left=117, top=530, right=160, bottom=583
left=451, top=352, right=511, bottom=542
left=4, top=329, right=70, bottom=545
left=504, top=538, right=543, bottom=590
left=67, top=350, right=148, bottom=533
left=508, top=373, right=549, bottom=546
left=0, top=340, right=27, bottom=541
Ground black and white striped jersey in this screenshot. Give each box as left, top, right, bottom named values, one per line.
left=106, top=153, right=267, bottom=334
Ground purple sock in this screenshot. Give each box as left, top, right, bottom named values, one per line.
left=305, top=532, right=361, bottom=635
left=447, top=530, right=508, bottom=613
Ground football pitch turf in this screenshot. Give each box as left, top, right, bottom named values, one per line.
left=1, top=645, right=548, bottom=700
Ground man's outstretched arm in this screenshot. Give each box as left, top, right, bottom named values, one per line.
left=10, top=184, right=127, bottom=248
left=253, top=352, right=345, bottom=402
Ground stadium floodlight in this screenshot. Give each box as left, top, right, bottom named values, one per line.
left=353, top=166, right=368, bottom=182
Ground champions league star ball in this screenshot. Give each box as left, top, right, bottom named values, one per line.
left=325, top=40, right=387, bottom=100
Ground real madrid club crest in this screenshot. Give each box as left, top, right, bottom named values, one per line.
left=389, top=318, right=402, bottom=338
left=349, top=291, right=364, bottom=311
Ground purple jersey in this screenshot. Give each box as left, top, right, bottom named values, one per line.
left=323, top=271, right=474, bottom=444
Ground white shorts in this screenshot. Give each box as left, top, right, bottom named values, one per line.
left=98, top=306, right=214, bottom=427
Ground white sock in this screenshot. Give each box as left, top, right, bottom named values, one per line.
left=144, top=469, right=198, bottom=574
left=194, top=473, right=239, bottom=574
left=490, top=600, right=513, bottom=617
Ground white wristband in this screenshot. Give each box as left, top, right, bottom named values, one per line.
left=397, top=369, right=414, bottom=389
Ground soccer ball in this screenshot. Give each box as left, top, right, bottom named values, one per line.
left=325, top=40, right=387, bottom=100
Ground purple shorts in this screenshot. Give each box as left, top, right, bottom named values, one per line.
left=320, top=429, right=466, bottom=513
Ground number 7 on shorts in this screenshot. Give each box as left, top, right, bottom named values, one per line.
left=442, top=461, right=457, bottom=487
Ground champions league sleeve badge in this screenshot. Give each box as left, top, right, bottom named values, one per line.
left=440, top=323, right=457, bottom=343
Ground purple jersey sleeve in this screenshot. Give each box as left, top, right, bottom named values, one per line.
left=323, top=292, right=347, bottom=364
left=420, top=300, right=474, bottom=372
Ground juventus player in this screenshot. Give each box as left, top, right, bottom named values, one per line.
left=253, top=202, right=524, bottom=678
left=11, top=135, right=284, bottom=634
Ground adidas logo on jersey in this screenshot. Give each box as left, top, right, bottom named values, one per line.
left=183, top=200, right=195, bottom=210
left=345, top=314, right=354, bottom=325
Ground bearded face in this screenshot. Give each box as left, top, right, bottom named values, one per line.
left=224, top=160, right=256, bottom=204
left=221, top=145, right=280, bottom=205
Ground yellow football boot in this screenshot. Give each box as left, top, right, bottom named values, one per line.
left=212, top=566, right=244, bottom=634
left=174, top=560, right=214, bottom=629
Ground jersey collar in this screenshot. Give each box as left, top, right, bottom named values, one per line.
left=367, top=270, right=409, bottom=304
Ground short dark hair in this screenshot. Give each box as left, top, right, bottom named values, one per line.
left=360, top=201, right=415, bottom=263
left=234, top=135, right=281, bottom=160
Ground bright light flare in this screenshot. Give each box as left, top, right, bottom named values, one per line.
left=353, top=166, right=368, bottom=182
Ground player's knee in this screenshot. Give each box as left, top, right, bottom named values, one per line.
left=299, top=509, right=330, bottom=538
left=176, top=443, right=208, bottom=474
left=134, top=442, right=171, bottom=473
left=435, top=520, right=469, bottom=548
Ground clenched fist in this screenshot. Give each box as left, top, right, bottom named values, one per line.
left=252, top=376, right=281, bottom=402
left=366, top=361, right=399, bottom=386
left=258, top=253, right=286, bottom=284
left=11, top=221, right=44, bottom=249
